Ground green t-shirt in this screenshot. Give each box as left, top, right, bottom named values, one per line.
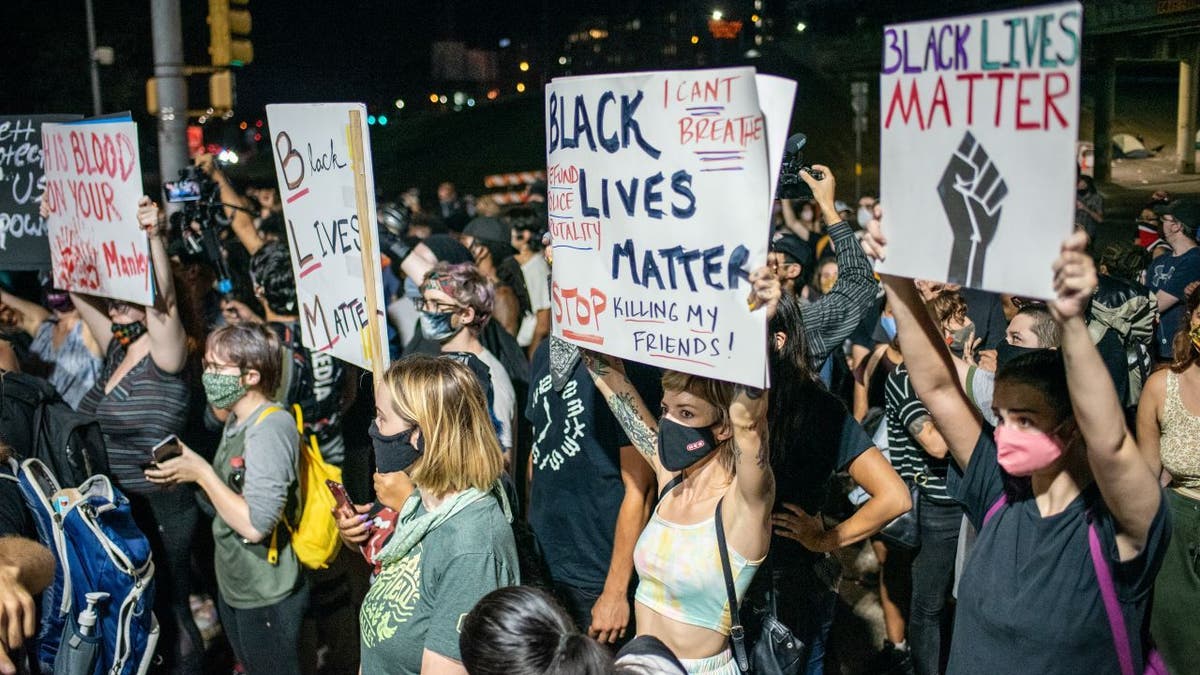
left=359, top=496, right=519, bottom=674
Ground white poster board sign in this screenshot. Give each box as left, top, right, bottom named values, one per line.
left=545, top=67, right=789, bottom=388
left=877, top=2, right=1082, bottom=299
left=41, top=115, right=151, bottom=305
left=266, top=103, right=386, bottom=371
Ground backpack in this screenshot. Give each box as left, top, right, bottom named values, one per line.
left=259, top=405, right=342, bottom=570
left=16, top=457, right=158, bottom=675
left=0, top=371, right=108, bottom=486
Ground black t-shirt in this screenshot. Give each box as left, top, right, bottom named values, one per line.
left=525, top=340, right=661, bottom=592
left=947, top=429, right=1170, bottom=675
left=771, top=387, right=872, bottom=562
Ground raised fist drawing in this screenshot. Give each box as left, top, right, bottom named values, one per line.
left=937, top=131, right=1008, bottom=287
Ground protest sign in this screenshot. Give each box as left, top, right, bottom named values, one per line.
left=877, top=2, right=1082, bottom=299
left=545, top=67, right=790, bottom=388
left=0, top=115, right=80, bottom=271
left=41, top=114, right=151, bottom=305
left=266, top=103, right=387, bottom=374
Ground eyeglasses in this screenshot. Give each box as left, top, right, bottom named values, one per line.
left=202, top=359, right=242, bottom=373
left=413, top=297, right=462, bottom=314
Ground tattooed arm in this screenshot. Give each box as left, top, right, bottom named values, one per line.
left=582, top=352, right=664, bottom=475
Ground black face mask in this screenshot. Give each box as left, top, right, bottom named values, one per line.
left=369, top=422, right=423, bottom=474
left=657, top=417, right=719, bottom=472
left=111, top=321, right=147, bottom=347
left=996, top=341, right=1045, bottom=369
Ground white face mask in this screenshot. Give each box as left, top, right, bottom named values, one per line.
left=857, top=207, right=874, bottom=225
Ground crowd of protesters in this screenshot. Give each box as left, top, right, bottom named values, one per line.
left=0, top=149, right=1197, bottom=675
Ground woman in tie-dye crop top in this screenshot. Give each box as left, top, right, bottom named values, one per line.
left=582, top=267, right=778, bottom=675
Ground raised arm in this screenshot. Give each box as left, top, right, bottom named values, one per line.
left=583, top=353, right=663, bottom=475
left=140, top=198, right=188, bottom=374
left=199, top=154, right=263, bottom=255
left=71, top=291, right=113, bottom=354
left=1052, top=232, right=1161, bottom=557
left=797, top=166, right=879, bottom=365
left=881, top=276, right=982, bottom=469
left=0, top=289, right=50, bottom=337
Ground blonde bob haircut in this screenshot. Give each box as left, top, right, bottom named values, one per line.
left=381, top=355, right=504, bottom=498
left=660, top=369, right=736, bottom=474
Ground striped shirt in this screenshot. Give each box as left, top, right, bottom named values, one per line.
left=801, top=221, right=879, bottom=369
left=884, top=363, right=952, bottom=502
left=77, top=341, right=190, bottom=495
left=29, top=320, right=101, bottom=410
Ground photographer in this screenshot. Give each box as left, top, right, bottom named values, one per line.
left=195, top=153, right=266, bottom=256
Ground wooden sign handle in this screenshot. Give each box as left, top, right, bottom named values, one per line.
left=347, top=108, right=386, bottom=385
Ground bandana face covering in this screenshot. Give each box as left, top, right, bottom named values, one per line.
left=657, top=417, right=719, bottom=472
left=419, top=310, right=462, bottom=342
left=202, top=372, right=249, bottom=410
left=369, top=422, right=424, bottom=474
left=111, top=321, right=147, bottom=347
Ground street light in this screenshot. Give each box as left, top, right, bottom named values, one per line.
left=691, top=35, right=700, bottom=44
left=796, top=22, right=807, bottom=32
left=516, top=82, right=526, bottom=93
left=394, top=98, right=405, bottom=109
left=429, top=93, right=438, bottom=103
left=519, top=61, right=530, bottom=71
left=711, top=10, right=723, bottom=20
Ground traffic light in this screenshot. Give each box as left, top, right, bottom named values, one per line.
left=208, top=0, right=253, bottom=67
left=210, top=71, right=235, bottom=111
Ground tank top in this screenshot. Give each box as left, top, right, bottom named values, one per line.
left=77, top=341, right=189, bottom=495
left=1159, top=371, right=1200, bottom=489
left=29, top=320, right=101, bottom=410
left=633, top=497, right=761, bottom=635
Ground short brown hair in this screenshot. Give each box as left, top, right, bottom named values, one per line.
left=926, top=290, right=967, bottom=327
left=383, top=355, right=504, bottom=498
left=206, top=323, right=282, bottom=394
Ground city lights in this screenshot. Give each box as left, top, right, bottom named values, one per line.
left=429, top=93, right=439, bottom=103
left=558, top=56, right=567, bottom=65
left=691, top=35, right=700, bottom=44
left=516, top=82, right=526, bottom=93
left=394, top=99, right=405, bottom=109
left=378, top=115, right=388, bottom=126
left=711, top=10, right=723, bottom=20
left=217, top=149, right=239, bottom=164
left=486, top=89, right=499, bottom=100
left=796, top=22, right=807, bottom=32
left=519, top=61, right=530, bottom=71
left=367, top=114, right=376, bottom=125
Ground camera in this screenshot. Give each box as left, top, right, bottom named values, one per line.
left=775, top=133, right=825, bottom=201
left=165, top=164, right=235, bottom=293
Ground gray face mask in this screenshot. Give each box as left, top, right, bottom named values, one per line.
left=947, top=320, right=976, bottom=355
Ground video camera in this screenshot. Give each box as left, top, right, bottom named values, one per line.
left=165, top=164, right=236, bottom=293
left=775, top=133, right=825, bottom=201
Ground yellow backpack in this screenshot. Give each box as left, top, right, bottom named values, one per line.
left=258, top=405, right=342, bottom=569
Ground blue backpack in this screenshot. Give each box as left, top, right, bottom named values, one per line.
left=17, top=458, right=159, bottom=675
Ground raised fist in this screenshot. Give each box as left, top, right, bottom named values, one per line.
left=938, top=131, right=1008, bottom=287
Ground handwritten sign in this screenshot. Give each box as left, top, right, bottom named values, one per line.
left=0, top=115, right=80, bottom=271
left=877, top=2, right=1081, bottom=299
left=41, top=114, right=151, bottom=305
left=545, top=68, right=790, bottom=388
left=266, top=103, right=387, bottom=372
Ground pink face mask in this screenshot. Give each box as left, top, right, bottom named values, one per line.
left=994, top=423, right=1065, bottom=476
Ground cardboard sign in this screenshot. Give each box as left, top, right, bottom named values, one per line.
left=41, top=114, right=151, bottom=305
left=0, top=115, right=80, bottom=271
left=877, top=2, right=1082, bottom=299
left=545, top=67, right=791, bottom=388
left=266, top=103, right=387, bottom=372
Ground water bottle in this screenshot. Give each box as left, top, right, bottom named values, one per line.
left=228, top=456, right=245, bottom=494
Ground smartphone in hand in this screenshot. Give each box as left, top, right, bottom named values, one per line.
left=151, top=435, right=182, bottom=464
left=326, top=479, right=353, bottom=514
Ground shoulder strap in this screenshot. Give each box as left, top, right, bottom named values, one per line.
left=254, top=405, right=285, bottom=426
left=658, top=474, right=684, bottom=501
left=1087, top=518, right=1136, bottom=675
left=982, top=492, right=1007, bottom=527
left=714, top=497, right=750, bottom=673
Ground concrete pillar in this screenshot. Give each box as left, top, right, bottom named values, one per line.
left=1177, top=46, right=1199, bottom=174
left=150, top=0, right=188, bottom=199
left=1094, top=52, right=1116, bottom=183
